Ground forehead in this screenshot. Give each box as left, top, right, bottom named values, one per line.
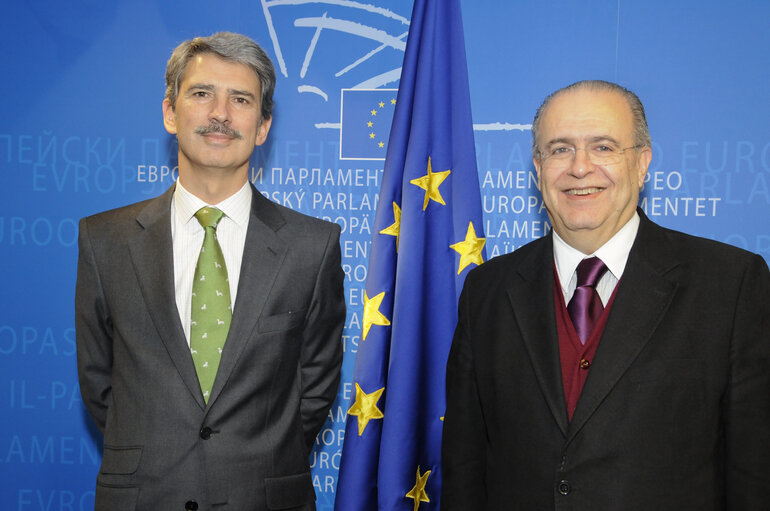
left=180, top=53, right=260, bottom=94
left=538, top=88, right=634, bottom=144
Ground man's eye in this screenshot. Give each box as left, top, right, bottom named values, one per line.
left=192, top=91, right=208, bottom=97
left=594, top=145, right=614, bottom=152
left=234, top=97, right=249, bottom=104
left=551, top=146, right=571, bottom=155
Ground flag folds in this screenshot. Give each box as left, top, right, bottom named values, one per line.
left=335, top=0, right=485, bottom=509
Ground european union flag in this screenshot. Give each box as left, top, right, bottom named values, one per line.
left=340, top=89, right=398, bottom=160
left=335, top=0, right=485, bottom=508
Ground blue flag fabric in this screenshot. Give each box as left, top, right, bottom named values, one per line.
left=335, top=0, right=485, bottom=508
left=340, top=89, right=399, bottom=160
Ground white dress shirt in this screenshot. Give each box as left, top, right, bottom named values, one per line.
left=171, top=180, right=252, bottom=345
left=553, top=212, right=640, bottom=306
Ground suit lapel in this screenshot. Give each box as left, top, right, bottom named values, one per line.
left=207, top=188, right=288, bottom=406
left=507, top=237, right=570, bottom=435
left=567, top=213, right=682, bottom=442
left=128, top=185, right=207, bottom=410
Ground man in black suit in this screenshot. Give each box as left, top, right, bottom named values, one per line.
left=442, top=80, right=770, bottom=509
left=76, top=32, right=345, bottom=510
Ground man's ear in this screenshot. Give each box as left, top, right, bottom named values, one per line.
left=533, top=155, right=543, bottom=191
left=162, top=98, right=177, bottom=135
left=255, top=115, right=272, bottom=147
left=636, top=145, right=652, bottom=188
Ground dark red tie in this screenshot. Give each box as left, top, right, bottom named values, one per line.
left=567, top=257, right=608, bottom=344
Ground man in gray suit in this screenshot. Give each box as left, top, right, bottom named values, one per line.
left=442, top=80, right=770, bottom=509
left=76, top=32, right=345, bottom=510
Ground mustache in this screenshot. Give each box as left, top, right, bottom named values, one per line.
left=194, top=122, right=243, bottom=139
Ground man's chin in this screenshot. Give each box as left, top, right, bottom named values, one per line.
left=554, top=214, right=610, bottom=240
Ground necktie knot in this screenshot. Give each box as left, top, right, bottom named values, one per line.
left=195, top=207, right=224, bottom=230
left=575, top=256, right=607, bottom=289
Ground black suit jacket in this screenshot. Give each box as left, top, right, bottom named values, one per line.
left=442, top=211, right=770, bottom=510
left=76, top=184, right=345, bottom=510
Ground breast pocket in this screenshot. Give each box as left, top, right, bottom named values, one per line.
left=258, top=309, right=307, bottom=333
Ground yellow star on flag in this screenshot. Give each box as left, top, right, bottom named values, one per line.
left=362, top=291, right=391, bottom=340
left=370, top=132, right=376, bottom=139
left=378, top=141, right=384, bottom=148
left=367, top=121, right=373, bottom=127
left=371, top=109, right=377, bottom=116
left=410, top=156, right=451, bottom=211
left=405, top=466, right=431, bottom=511
left=379, top=202, right=402, bottom=250
left=450, top=221, right=486, bottom=274
left=347, top=382, right=384, bottom=436
left=379, top=101, right=385, bottom=107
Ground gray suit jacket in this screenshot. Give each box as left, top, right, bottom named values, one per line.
left=442, top=211, right=770, bottom=510
left=76, top=184, right=345, bottom=511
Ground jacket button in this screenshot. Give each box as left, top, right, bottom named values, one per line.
left=579, top=359, right=590, bottom=370
left=558, top=480, right=571, bottom=495
left=200, top=427, right=212, bottom=440
left=185, top=501, right=198, bottom=510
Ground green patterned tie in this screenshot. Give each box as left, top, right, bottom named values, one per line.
left=190, top=207, right=231, bottom=402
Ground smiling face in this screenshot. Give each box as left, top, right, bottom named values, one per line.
left=162, top=52, right=271, bottom=185
left=533, top=88, right=651, bottom=254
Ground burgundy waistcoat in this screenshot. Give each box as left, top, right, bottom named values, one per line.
left=553, top=269, right=620, bottom=420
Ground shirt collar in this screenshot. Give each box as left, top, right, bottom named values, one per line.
left=553, top=211, right=640, bottom=294
left=174, top=180, right=252, bottom=228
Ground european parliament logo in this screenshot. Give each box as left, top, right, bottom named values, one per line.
left=340, top=88, right=398, bottom=160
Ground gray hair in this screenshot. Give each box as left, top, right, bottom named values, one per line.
left=165, top=31, right=276, bottom=121
left=531, top=80, right=651, bottom=159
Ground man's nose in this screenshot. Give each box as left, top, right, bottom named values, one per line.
left=569, top=147, right=593, bottom=176
left=209, top=95, right=230, bottom=123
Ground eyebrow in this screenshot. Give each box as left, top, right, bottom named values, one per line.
left=228, top=88, right=256, bottom=100
left=186, top=83, right=215, bottom=93
left=545, top=135, right=622, bottom=148
left=185, top=83, right=257, bottom=100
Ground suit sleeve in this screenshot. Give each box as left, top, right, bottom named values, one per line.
left=441, top=280, right=487, bottom=509
left=725, top=254, right=770, bottom=507
left=75, top=217, right=113, bottom=434
left=299, top=223, right=345, bottom=451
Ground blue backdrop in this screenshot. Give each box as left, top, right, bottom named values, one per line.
left=2, top=1, right=768, bottom=509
